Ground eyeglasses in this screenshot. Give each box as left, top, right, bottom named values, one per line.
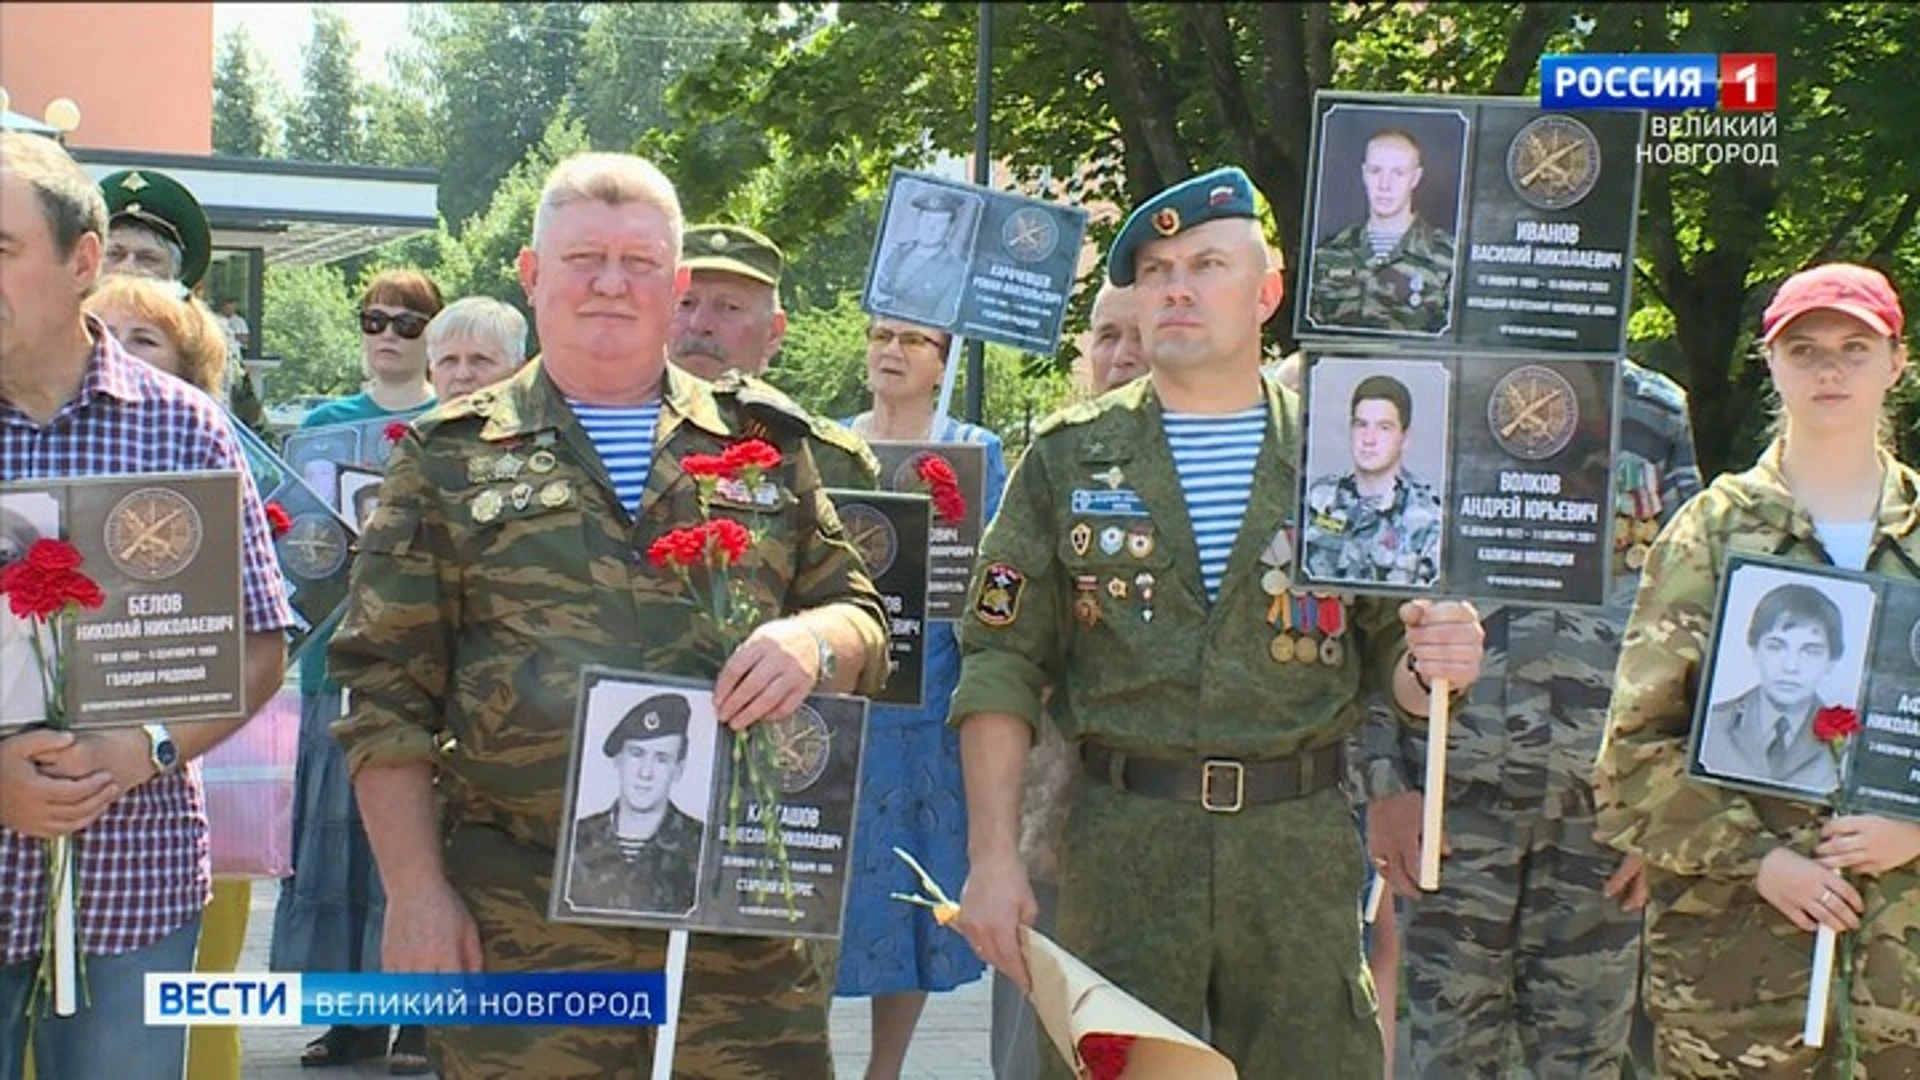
left=867, top=327, right=945, bottom=351
left=360, top=309, right=431, bottom=339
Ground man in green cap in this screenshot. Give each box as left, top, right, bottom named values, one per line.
left=563, top=693, right=703, bottom=917
left=672, top=221, right=879, bottom=490
left=99, top=168, right=212, bottom=289
left=873, top=187, right=970, bottom=327
left=948, top=165, right=1487, bottom=1077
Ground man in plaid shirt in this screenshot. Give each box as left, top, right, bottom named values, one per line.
left=0, top=133, right=292, bottom=1080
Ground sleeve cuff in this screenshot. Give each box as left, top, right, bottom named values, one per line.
left=948, top=651, right=1046, bottom=733
left=333, top=714, right=438, bottom=776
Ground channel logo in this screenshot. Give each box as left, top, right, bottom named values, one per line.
left=1541, top=54, right=1776, bottom=111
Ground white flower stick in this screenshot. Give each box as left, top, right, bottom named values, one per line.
left=1803, top=924, right=1836, bottom=1049
left=1419, top=678, right=1451, bottom=891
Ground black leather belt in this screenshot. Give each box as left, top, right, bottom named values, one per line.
left=1079, top=741, right=1344, bottom=813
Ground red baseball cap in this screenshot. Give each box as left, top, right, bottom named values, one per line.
left=1760, top=263, right=1905, bottom=345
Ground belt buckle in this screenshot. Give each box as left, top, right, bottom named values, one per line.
left=1200, top=758, right=1245, bottom=813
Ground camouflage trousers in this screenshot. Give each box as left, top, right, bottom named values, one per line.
left=1399, top=800, right=1640, bottom=1079
left=1048, top=780, right=1381, bottom=1080
left=425, top=821, right=835, bottom=1080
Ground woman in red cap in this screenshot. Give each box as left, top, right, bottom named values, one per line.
left=1595, top=262, right=1919, bottom=1077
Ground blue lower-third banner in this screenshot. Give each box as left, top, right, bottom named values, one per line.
left=143, top=972, right=668, bottom=1026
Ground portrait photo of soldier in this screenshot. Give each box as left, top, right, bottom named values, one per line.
left=0, top=492, right=61, bottom=728
left=1696, top=568, right=1875, bottom=798
left=1300, top=361, right=1449, bottom=588
left=559, top=688, right=715, bottom=920
left=1303, top=105, right=1467, bottom=337
left=869, top=178, right=980, bottom=329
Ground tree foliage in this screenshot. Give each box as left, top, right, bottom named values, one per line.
left=261, top=263, right=362, bottom=399
left=661, top=1, right=1920, bottom=477
left=212, top=26, right=279, bottom=157
left=284, top=5, right=365, bottom=164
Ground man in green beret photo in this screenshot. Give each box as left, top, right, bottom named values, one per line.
left=562, top=693, right=706, bottom=919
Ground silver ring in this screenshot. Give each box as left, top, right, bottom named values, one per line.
left=1818, top=888, right=1834, bottom=907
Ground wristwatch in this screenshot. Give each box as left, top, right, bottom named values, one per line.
left=806, top=625, right=838, bottom=687
left=143, top=723, right=179, bottom=775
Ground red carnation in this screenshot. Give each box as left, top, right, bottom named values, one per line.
left=914, top=452, right=958, bottom=489
left=1077, top=1033, right=1136, bottom=1080
left=1812, top=705, right=1862, bottom=745
left=721, top=439, right=782, bottom=475
left=707, top=518, right=752, bottom=566
left=681, top=453, right=736, bottom=480
left=264, top=501, right=293, bottom=539
left=0, top=541, right=105, bottom=621
left=384, top=421, right=409, bottom=444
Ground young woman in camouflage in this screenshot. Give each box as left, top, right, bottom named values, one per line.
left=1596, top=263, right=1920, bottom=1078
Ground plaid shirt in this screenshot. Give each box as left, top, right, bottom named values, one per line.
left=0, top=319, right=292, bottom=963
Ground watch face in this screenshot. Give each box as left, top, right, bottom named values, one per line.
left=838, top=502, right=899, bottom=578
left=765, top=704, right=833, bottom=795
left=1506, top=114, right=1603, bottom=211
left=104, top=487, right=204, bottom=581
left=1487, top=364, right=1581, bottom=461
left=280, top=513, right=349, bottom=580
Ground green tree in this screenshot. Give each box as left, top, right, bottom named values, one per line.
left=261, top=263, right=362, bottom=400
left=663, top=3, right=1919, bottom=476
left=362, top=38, right=444, bottom=169
left=212, top=26, right=279, bottom=157
left=285, top=5, right=365, bottom=164
left=578, top=4, right=748, bottom=153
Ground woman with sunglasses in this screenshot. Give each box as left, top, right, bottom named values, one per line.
left=1596, top=263, right=1920, bottom=1077
left=834, top=316, right=1008, bottom=1079
left=270, top=269, right=442, bottom=1075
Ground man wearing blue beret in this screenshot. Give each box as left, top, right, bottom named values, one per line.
left=948, top=166, right=1487, bottom=1075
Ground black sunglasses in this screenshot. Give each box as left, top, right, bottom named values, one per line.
left=360, top=309, right=431, bottom=339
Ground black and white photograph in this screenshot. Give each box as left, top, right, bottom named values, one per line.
left=1693, top=560, right=1876, bottom=800
left=1300, top=102, right=1470, bottom=339
left=0, top=490, right=62, bottom=727
left=338, top=466, right=384, bottom=533
left=1299, top=358, right=1450, bottom=590
left=867, top=175, right=982, bottom=329
left=552, top=667, right=871, bottom=938
left=556, top=675, right=718, bottom=921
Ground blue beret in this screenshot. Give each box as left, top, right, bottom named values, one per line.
left=603, top=693, right=692, bottom=755
left=1106, top=166, right=1258, bottom=287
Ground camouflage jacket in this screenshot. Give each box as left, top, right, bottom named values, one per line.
left=328, top=359, right=889, bottom=853
left=1352, top=362, right=1701, bottom=814
left=708, top=369, right=880, bottom=492
left=1594, top=440, right=1918, bottom=1027
left=1306, top=216, right=1455, bottom=334
left=1301, top=468, right=1444, bottom=587
left=563, top=804, right=701, bottom=916
left=950, top=375, right=1410, bottom=758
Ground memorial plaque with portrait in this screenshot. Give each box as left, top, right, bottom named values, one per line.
left=866, top=441, right=988, bottom=621
left=828, top=489, right=932, bottom=708
left=233, top=422, right=355, bottom=662
left=1296, top=353, right=1617, bottom=607
left=861, top=169, right=1090, bottom=355
left=281, top=415, right=410, bottom=515
left=551, top=667, right=870, bottom=939
left=1296, top=92, right=1645, bottom=355
left=1, top=472, right=249, bottom=731
left=1692, top=555, right=1920, bottom=821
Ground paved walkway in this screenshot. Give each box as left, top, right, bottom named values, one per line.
left=234, top=880, right=994, bottom=1078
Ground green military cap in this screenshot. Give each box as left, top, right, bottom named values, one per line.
left=99, top=169, right=212, bottom=288
left=682, top=223, right=783, bottom=288
left=602, top=693, right=693, bottom=756
left=1107, top=166, right=1257, bottom=287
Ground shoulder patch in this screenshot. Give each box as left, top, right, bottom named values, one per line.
left=412, top=388, right=494, bottom=437
left=717, top=374, right=813, bottom=438
left=1033, top=399, right=1103, bottom=437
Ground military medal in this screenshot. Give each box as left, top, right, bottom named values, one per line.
left=1135, top=572, right=1155, bottom=622
left=1073, top=576, right=1102, bottom=629
left=1270, top=589, right=1295, bottom=664
left=528, top=449, right=558, bottom=475
left=468, top=456, right=494, bottom=483
left=1099, top=525, right=1125, bottom=556
left=493, top=452, right=525, bottom=481
left=1293, top=593, right=1320, bottom=664
left=538, top=479, right=572, bottom=508
left=1070, top=522, right=1092, bottom=557
left=510, top=482, right=534, bottom=511
left=1091, top=465, right=1126, bottom=490
left=1261, top=568, right=1290, bottom=596
left=1626, top=544, right=1649, bottom=571
left=1317, top=595, right=1348, bottom=667
left=472, top=488, right=504, bottom=523
left=1126, top=522, right=1155, bottom=559
left=1106, top=577, right=1128, bottom=600
left=1269, top=634, right=1295, bottom=664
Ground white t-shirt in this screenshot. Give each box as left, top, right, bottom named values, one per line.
left=1813, top=519, right=1874, bottom=572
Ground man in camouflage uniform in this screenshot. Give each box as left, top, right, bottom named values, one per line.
left=948, top=166, right=1487, bottom=1078
left=1307, top=127, right=1456, bottom=334
left=1353, top=359, right=1700, bottom=1077
left=873, top=188, right=969, bottom=328
left=669, top=221, right=880, bottom=491
left=565, top=694, right=702, bottom=917
left=329, top=151, right=890, bottom=1080
left=1301, top=373, right=1445, bottom=587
